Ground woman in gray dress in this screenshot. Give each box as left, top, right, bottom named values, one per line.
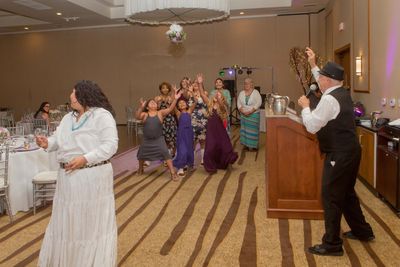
left=136, top=87, right=181, bottom=180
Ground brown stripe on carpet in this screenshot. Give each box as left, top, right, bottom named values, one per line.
left=117, top=178, right=171, bottom=234
left=203, top=172, right=247, bottom=266
left=114, top=171, right=137, bottom=189
left=118, top=170, right=197, bottom=266
left=361, top=242, right=385, bottom=267
left=278, top=219, right=295, bottom=267
left=0, top=206, right=49, bottom=233
left=159, top=172, right=214, bottom=255
left=115, top=170, right=158, bottom=198
left=342, top=236, right=361, bottom=267
left=114, top=169, right=129, bottom=181
left=0, top=233, right=44, bottom=264
left=116, top=170, right=166, bottom=214
left=359, top=199, right=400, bottom=247
left=303, top=220, right=316, bottom=267
left=13, top=249, right=40, bottom=267
left=237, top=148, right=246, bottom=165
left=0, top=213, right=49, bottom=243
left=184, top=169, right=232, bottom=266
left=239, top=186, right=258, bottom=267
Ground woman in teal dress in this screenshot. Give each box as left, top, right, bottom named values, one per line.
left=237, top=78, right=262, bottom=150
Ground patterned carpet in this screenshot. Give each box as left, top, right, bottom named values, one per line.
left=1, top=130, right=400, bottom=266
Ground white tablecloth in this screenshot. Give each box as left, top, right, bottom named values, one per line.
left=9, top=148, right=58, bottom=215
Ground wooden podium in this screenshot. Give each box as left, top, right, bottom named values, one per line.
left=266, top=114, right=324, bottom=219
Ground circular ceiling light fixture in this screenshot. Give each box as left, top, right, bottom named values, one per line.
left=125, top=0, right=230, bottom=25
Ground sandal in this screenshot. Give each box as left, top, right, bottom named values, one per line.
left=144, top=161, right=150, bottom=167
left=177, top=168, right=185, bottom=177
left=170, top=172, right=180, bottom=181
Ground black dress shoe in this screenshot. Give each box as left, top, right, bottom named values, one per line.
left=343, top=231, right=375, bottom=241
left=308, top=244, right=344, bottom=256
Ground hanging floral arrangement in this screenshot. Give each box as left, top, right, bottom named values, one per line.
left=289, top=47, right=323, bottom=94
left=166, top=24, right=186, bottom=44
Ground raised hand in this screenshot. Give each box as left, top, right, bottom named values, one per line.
left=305, top=47, right=316, bottom=67
left=173, top=85, right=182, bottom=99
left=139, top=98, right=146, bottom=108
left=196, top=73, right=204, bottom=84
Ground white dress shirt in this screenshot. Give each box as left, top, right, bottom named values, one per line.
left=47, top=107, right=118, bottom=164
left=301, top=66, right=341, bottom=134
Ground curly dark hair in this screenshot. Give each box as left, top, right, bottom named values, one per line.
left=159, top=82, right=172, bottom=93
left=73, top=80, right=115, bottom=117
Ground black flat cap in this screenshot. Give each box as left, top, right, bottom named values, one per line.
left=318, top=61, right=344, bottom=81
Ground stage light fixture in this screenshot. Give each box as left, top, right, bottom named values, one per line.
left=246, top=69, right=252, bottom=75
left=219, top=70, right=225, bottom=77
left=228, top=69, right=234, bottom=75
left=238, top=69, right=243, bottom=75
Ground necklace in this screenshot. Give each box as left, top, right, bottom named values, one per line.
left=71, top=113, right=89, bottom=131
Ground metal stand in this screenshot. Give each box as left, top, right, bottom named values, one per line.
left=220, top=65, right=274, bottom=126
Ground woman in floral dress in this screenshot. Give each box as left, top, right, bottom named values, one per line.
left=155, top=82, right=177, bottom=157
left=189, top=75, right=208, bottom=164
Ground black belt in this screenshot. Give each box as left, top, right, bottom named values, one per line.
left=59, top=160, right=110, bottom=169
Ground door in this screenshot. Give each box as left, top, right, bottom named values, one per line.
left=335, top=44, right=351, bottom=89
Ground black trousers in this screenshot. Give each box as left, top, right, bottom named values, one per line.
left=321, top=146, right=374, bottom=249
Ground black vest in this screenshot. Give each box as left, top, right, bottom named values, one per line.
left=317, top=87, right=358, bottom=153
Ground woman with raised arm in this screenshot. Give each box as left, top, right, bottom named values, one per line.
left=189, top=79, right=208, bottom=165
left=173, top=92, right=197, bottom=177
left=198, top=74, right=238, bottom=173
left=155, top=82, right=177, bottom=157
left=136, top=86, right=182, bottom=180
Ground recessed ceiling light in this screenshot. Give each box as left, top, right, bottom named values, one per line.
left=239, top=11, right=245, bottom=15
left=24, top=27, right=29, bottom=30
left=56, top=12, right=62, bottom=16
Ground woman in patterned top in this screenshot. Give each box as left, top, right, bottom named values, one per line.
left=155, top=82, right=177, bottom=157
left=189, top=74, right=208, bottom=164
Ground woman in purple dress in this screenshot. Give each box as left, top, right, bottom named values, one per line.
left=197, top=74, right=238, bottom=173
left=173, top=97, right=197, bottom=177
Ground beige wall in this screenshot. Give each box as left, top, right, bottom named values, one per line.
left=0, top=15, right=320, bottom=123
left=325, top=0, right=400, bottom=120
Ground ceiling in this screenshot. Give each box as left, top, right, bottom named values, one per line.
left=0, top=0, right=330, bottom=34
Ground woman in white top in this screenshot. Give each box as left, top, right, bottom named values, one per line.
left=36, top=80, right=118, bottom=267
left=237, top=78, right=262, bottom=150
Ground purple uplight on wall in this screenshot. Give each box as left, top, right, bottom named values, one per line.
left=385, top=16, right=399, bottom=79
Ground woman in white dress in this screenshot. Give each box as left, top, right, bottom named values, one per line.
left=36, top=80, right=118, bottom=267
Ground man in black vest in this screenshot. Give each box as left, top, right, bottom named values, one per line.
left=297, top=47, right=374, bottom=256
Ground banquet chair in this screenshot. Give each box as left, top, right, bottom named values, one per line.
left=0, top=110, right=15, bottom=128
left=126, top=106, right=143, bottom=136
left=6, top=125, right=24, bottom=136
left=0, top=144, right=14, bottom=222
left=33, top=118, right=48, bottom=130
left=32, top=171, right=57, bottom=215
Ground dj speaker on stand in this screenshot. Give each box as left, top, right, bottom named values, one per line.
left=222, top=79, right=240, bottom=125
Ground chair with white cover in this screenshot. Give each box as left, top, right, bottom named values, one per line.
left=32, top=171, right=57, bottom=215
left=0, top=144, right=14, bottom=222
left=126, top=106, right=143, bottom=136
left=33, top=118, right=48, bottom=133
left=6, top=125, right=24, bottom=137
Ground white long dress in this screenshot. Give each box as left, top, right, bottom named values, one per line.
left=38, top=108, right=118, bottom=267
